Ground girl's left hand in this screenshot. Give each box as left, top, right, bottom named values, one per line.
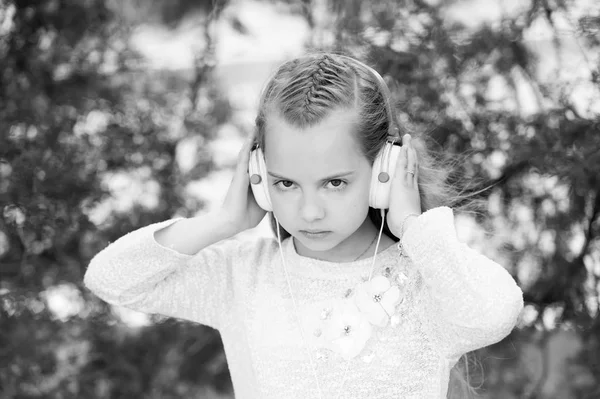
left=387, top=134, right=422, bottom=238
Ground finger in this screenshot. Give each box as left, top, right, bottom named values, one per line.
left=395, top=145, right=408, bottom=185
left=402, top=134, right=412, bottom=173
left=402, top=144, right=409, bottom=170
left=238, top=136, right=255, bottom=172
left=394, top=147, right=406, bottom=181
left=410, top=147, right=419, bottom=181
left=402, top=133, right=411, bottom=146
left=406, top=147, right=417, bottom=184
left=406, top=146, right=415, bottom=170
left=244, top=134, right=256, bottom=154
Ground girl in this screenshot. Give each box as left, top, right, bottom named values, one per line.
left=84, top=53, right=524, bottom=399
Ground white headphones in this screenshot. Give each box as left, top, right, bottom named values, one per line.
left=248, top=139, right=401, bottom=212
left=247, top=56, right=405, bottom=399
left=248, top=56, right=403, bottom=212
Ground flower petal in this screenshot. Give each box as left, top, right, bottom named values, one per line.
left=328, top=320, right=373, bottom=360
left=384, top=285, right=401, bottom=305
left=396, top=271, right=409, bottom=285
left=370, top=275, right=391, bottom=292
left=381, top=286, right=402, bottom=316
left=354, top=282, right=375, bottom=311
left=370, top=308, right=389, bottom=327
left=320, top=300, right=374, bottom=360
left=322, top=299, right=365, bottom=340
left=329, top=336, right=355, bottom=359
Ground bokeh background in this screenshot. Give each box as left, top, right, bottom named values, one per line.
left=1, top=0, right=599, bottom=398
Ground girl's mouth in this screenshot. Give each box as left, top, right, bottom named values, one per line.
left=300, top=230, right=332, bottom=239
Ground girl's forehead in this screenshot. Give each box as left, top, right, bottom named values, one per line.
left=264, top=108, right=367, bottom=174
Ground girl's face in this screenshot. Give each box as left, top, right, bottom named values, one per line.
left=264, top=107, right=377, bottom=260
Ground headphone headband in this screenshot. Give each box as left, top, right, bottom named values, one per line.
left=337, top=55, right=400, bottom=138
left=254, top=55, right=401, bottom=149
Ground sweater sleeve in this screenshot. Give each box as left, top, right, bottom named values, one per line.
left=84, top=218, right=245, bottom=330
left=401, top=206, right=524, bottom=361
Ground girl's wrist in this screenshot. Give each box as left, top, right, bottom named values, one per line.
left=399, top=213, right=419, bottom=239
left=395, top=213, right=419, bottom=257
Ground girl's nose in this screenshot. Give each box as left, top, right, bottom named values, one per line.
left=299, top=194, right=325, bottom=222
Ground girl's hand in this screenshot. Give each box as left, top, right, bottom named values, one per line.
left=386, top=134, right=422, bottom=238
left=219, top=136, right=267, bottom=234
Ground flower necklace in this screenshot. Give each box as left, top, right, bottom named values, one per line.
left=276, top=216, right=411, bottom=399
left=311, top=237, right=408, bottom=362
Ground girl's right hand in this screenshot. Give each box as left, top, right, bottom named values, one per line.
left=219, top=135, right=267, bottom=234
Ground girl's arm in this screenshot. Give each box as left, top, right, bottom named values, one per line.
left=84, top=212, right=243, bottom=330
left=153, top=211, right=239, bottom=255
left=401, top=206, right=524, bottom=362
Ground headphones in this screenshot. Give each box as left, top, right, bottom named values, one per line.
left=248, top=56, right=403, bottom=212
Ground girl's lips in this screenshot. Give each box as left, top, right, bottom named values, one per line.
left=300, top=230, right=332, bottom=239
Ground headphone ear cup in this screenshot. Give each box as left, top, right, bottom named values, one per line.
left=369, top=143, right=402, bottom=209
left=248, top=147, right=273, bottom=212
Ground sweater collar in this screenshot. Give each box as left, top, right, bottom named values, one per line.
left=280, top=235, right=399, bottom=280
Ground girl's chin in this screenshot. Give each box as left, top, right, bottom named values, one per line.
left=294, top=233, right=337, bottom=250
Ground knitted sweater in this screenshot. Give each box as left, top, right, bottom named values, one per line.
left=84, top=206, right=524, bottom=399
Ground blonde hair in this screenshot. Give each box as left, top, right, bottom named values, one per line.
left=254, top=52, right=488, bottom=398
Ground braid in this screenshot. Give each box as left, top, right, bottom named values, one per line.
left=268, top=54, right=356, bottom=127
left=255, top=53, right=393, bottom=158
left=303, top=57, right=330, bottom=111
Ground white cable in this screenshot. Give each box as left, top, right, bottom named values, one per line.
left=275, top=208, right=387, bottom=398
left=275, top=216, right=324, bottom=399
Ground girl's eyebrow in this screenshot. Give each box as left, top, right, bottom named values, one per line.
left=267, top=171, right=356, bottom=181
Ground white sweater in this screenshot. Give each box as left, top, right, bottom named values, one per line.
left=84, top=206, right=524, bottom=399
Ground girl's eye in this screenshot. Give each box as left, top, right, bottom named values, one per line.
left=273, top=180, right=295, bottom=190
left=327, top=179, right=346, bottom=190
left=273, top=179, right=347, bottom=191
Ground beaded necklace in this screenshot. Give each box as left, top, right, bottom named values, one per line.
left=352, top=232, right=379, bottom=261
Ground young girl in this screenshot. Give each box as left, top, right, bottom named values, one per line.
left=84, top=53, right=524, bottom=399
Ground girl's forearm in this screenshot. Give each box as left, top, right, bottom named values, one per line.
left=154, top=211, right=238, bottom=256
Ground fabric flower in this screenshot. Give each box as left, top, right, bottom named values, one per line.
left=354, top=275, right=402, bottom=327
left=321, top=299, right=372, bottom=360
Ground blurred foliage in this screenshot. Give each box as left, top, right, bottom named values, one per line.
left=1, top=0, right=233, bottom=397
left=0, top=0, right=599, bottom=398
left=315, top=0, right=600, bottom=397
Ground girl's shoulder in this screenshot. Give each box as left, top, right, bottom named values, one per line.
left=207, top=230, right=279, bottom=261
left=243, top=233, right=280, bottom=258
